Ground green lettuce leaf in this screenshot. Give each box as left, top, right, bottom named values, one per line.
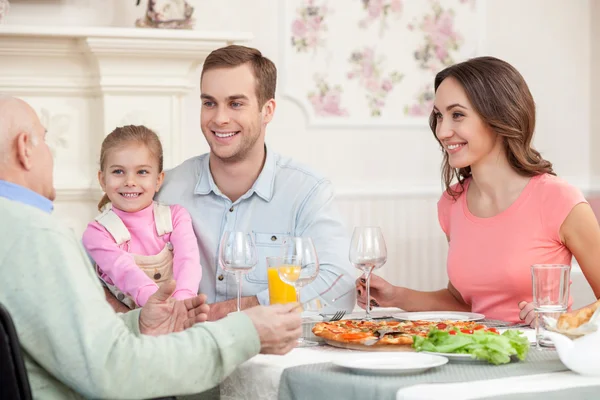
left=412, top=328, right=530, bottom=365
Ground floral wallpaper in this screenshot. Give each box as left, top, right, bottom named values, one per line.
left=282, top=0, right=479, bottom=126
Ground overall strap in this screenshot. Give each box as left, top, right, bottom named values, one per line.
left=153, top=202, right=174, bottom=236
left=94, top=203, right=131, bottom=245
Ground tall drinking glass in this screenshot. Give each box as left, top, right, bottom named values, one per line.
left=350, top=226, right=387, bottom=320
left=531, top=264, right=571, bottom=348
left=279, top=237, right=320, bottom=347
left=219, top=231, right=258, bottom=313
left=278, top=237, right=320, bottom=304
left=266, top=256, right=300, bottom=305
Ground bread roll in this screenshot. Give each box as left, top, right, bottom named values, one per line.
left=557, top=299, right=600, bottom=330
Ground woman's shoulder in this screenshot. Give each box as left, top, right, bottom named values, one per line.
left=532, top=173, right=584, bottom=200
left=438, top=180, right=468, bottom=205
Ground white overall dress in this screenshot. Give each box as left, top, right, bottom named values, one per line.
left=94, top=202, right=175, bottom=309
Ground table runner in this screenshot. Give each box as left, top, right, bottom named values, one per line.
left=278, top=349, right=567, bottom=400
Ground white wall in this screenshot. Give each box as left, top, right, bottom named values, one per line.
left=2, top=0, right=596, bottom=295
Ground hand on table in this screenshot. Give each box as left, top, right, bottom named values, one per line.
left=518, top=301, right=536, bottom=327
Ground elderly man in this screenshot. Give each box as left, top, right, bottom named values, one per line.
left=0, top=96, right=301, bottom=399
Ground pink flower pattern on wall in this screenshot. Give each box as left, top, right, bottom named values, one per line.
left=291, top=0, right=330, bottom=52
left=358, top=0, right=404, bottom=33
left=347, top=48, right=404, bottom=117
left=409, top=1, right=463, bottom=72
left=308, top=75, right=349, bottom=116
left=404, top=85, right=434, bottom=117
left=284, top=0, right=478, bottom=123
left=405, top=1, right=465, bottom=116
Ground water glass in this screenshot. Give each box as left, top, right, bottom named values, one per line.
left=531, top=264, right=571, bottom=348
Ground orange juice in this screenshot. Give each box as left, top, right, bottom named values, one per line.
left=267, top=266, right=297, bottom=304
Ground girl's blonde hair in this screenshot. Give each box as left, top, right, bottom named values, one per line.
left=97, top=125, right=164, bottom=211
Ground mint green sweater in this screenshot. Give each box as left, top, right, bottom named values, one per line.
left=0, top=197, right=260, bottom=399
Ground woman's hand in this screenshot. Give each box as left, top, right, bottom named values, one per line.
left=356, top=274, right=398, bottom=310
left=518, top=301, right=536, bottom=327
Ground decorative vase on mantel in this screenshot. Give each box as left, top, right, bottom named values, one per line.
left=135, top=0, right=195, bottom=29
left=0, top=0, right=10, bottom=24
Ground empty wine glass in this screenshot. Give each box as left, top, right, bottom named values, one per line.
left=279, top=236, right=320, bottom=347
left=219, top=231, right=258, bottom=313
left=349, top=226, right=387, bottom=320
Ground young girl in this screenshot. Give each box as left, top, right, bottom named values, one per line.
left=83, top=125, right=202, bottom=309
left=355, top=57, right=600, bottom=323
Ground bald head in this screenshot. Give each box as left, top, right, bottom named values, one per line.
left=0, top=95, right=38, bottom=163
left=0, top=95, right=55, bottom=201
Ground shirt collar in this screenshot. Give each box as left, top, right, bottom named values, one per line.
left=0, top=180, right=54, bottom=214
left=194, top=145, right=276, bottom=202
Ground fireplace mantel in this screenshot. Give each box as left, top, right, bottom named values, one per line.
left=0, top=25, right=252, bottom=201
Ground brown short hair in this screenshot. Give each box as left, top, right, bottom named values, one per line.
left=201, top=45, right=277, bottom=108
left=429, top=56, right=554, bottom=199
left=97, top=125, right=163, bottom=211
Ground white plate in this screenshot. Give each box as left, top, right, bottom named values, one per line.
left=420, top=351, right=486, bottom=363
left=421, top=351, right=520, bottom=364
left=332, top=353, right=448, bottom=375
left=392, top=311, right=485, bottom=322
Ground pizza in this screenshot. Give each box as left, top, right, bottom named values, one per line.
left=312, top=319, right=498, bottom=347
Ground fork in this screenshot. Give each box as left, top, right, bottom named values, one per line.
left=321, top=310, right=346, bottom=322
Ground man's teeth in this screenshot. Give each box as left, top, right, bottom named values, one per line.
left=121, top=193, right=141, bottom=198
left=215, top=131, right=238, bottom=138
left=447, top=143, right=465, bottom=150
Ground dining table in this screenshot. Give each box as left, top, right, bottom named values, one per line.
left=218, top=308, right=600, bottom=400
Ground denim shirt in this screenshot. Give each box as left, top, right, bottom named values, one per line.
left=155, top=147, right=356, bottom=311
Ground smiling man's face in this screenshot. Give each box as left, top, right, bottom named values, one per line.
left=200, top=63, right=272, bottom=163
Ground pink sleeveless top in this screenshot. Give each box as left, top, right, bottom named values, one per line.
left=438, top=174, right=586, bottom=322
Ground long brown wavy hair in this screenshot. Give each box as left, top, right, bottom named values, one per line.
left=97, top=125, right=163, bottom=211
left=429, top=56, right=554, bottom=199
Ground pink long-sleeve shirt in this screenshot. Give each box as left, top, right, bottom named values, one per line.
left=82, top=203, right=202, bottom=307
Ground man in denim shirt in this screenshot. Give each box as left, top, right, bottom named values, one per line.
left=106, top=45, right=356, bottom=319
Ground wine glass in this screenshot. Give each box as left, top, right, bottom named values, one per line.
left=219, top=231, right=258, bottom=313
left=279, top=236, right=320, bottom=347
left=349, top=226, right=387, bottom=320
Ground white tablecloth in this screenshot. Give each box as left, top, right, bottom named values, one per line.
left=395, top=371, right=600, bottom=400
left=220, top=346, right=353, bottom=400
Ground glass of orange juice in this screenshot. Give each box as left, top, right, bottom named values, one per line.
left=266, top=256, right=299, bottom=305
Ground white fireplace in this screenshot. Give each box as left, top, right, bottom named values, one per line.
left=0, top=24, right=251, bottom=230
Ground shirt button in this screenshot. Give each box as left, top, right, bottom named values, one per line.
left=218, top=274, right=224, bottom=281
left=271, top=235, right=277, bottom=241
left=229, top=206, right=234, bottom=212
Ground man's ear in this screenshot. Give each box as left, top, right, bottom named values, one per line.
left=261, top=99, right=276, bottom=124
left=97, top=170, right=107, bottom=192
left=156, top=171, right=165, bottom=192
left=15, top=132, right=34, bottom=170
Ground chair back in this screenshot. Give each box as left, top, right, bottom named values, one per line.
left=0, top=303, right=32, bottom=400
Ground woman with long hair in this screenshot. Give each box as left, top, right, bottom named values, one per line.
left=356, top=57, right=600, bottom=324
